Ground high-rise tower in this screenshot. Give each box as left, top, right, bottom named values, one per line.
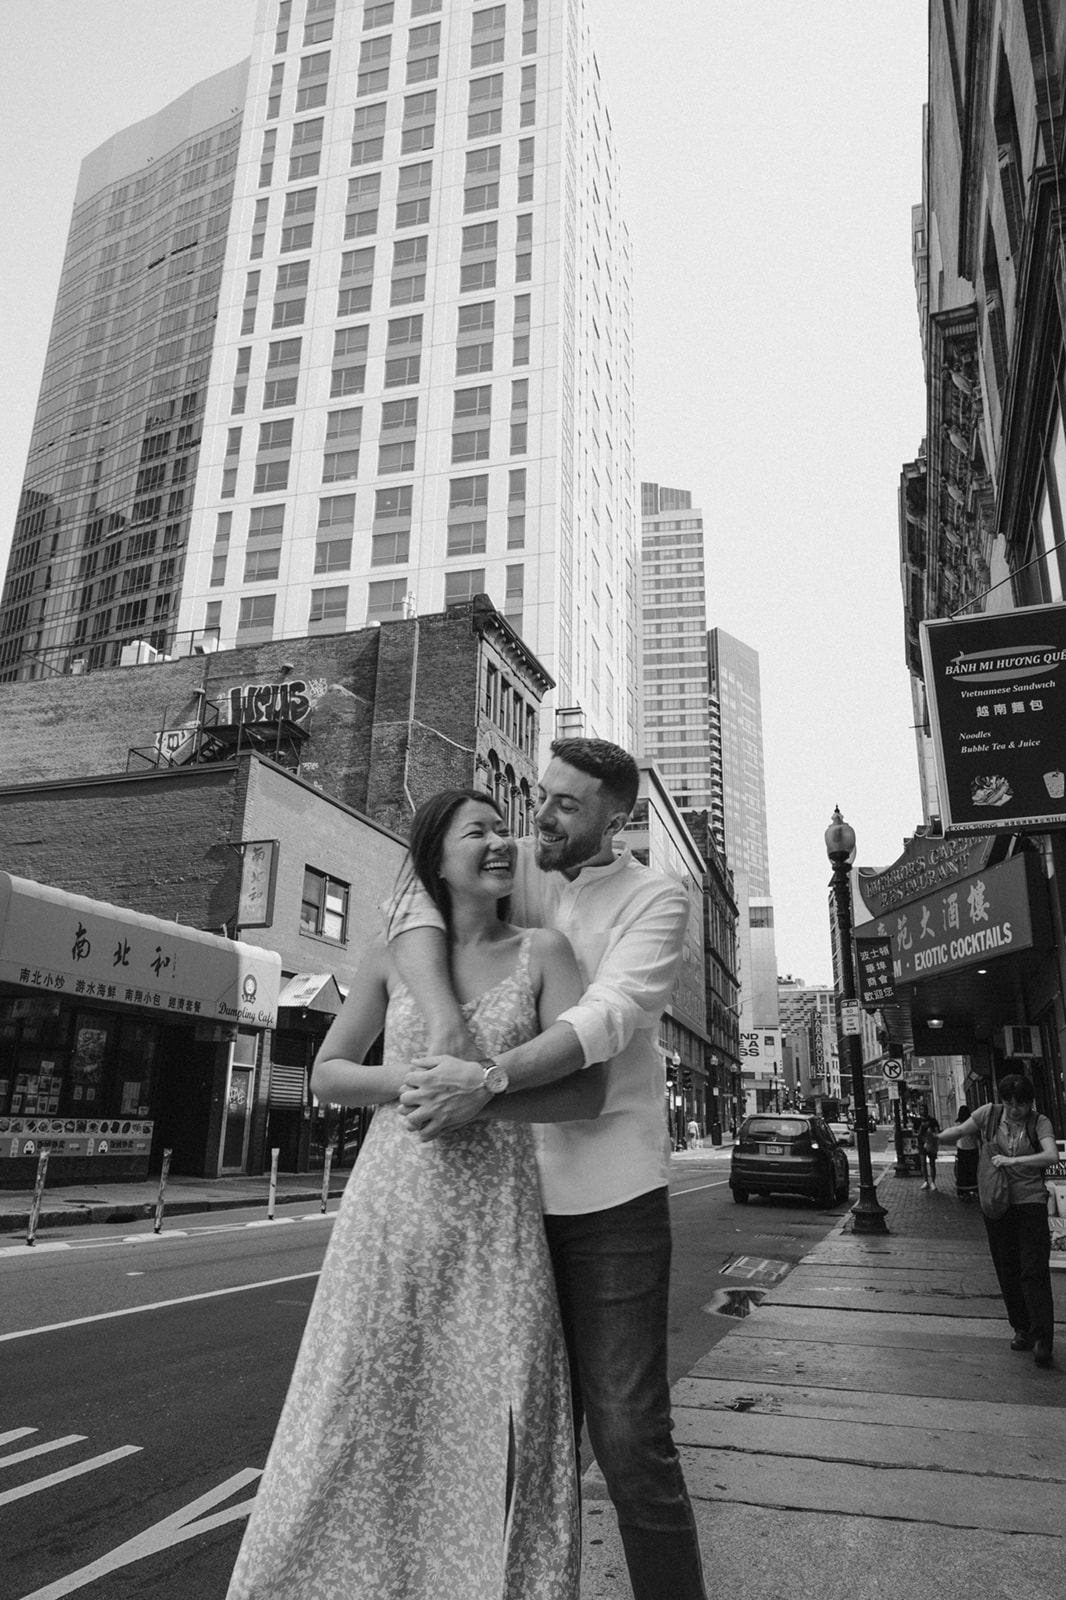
left=639, top=482, right=712, bottom=811
left=708, top=626, right=779, bottom=1033
left=1, top=0, right=639, bottom=750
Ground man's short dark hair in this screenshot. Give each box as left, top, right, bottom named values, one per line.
left=549, top=738, right=640, bottom=815
left=997, top=1073, right=1036, bottom=1105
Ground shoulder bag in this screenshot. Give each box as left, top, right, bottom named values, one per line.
left=977, top=1105, right=1010, bottom=1219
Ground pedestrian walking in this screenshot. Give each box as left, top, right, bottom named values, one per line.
left=936, top=1076, right=1059, bottom=1368
left=396, top=738, right=709, bottom=1600
left=953, top=1102, right=979, bottom=1201
left=226, top=789, right=604, bottom=1600
left=916, top=1112, right=941, bottom=1190
left=686, top=1118, right=701, bottom=1150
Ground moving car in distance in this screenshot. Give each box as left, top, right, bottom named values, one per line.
left=828, top=1120, right=855, bottom=1147
left=730, top=1113, right=850, bottom=1207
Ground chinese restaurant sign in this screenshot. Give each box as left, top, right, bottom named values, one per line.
left=855, top=832, right=993, bottom=918
left=855, top=936, right=895, bottom=1008
left=0, top=874, right=280, bottom=1027
left=921, top=602, right=1066, bottom=832
left=853, top=852, right=1035, bottom=985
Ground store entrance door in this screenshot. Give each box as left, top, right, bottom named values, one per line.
left=222, top=1066, right=254, bottom=1172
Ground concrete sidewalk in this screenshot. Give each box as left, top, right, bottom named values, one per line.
left=581, top=1164, right=1066, bottom=1599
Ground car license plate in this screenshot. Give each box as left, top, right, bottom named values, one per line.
left=763, top=1143, right=784, bottom=1155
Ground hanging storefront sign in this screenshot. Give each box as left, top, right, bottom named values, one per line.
left=0, top=874, right=281, bottom=1027
left=236, top=839, right=279, bottom=929
left=921, top=602, right=1066, bottom=832
left=853, top=851, right=1038, bottom=986
left=855, top=936, right=895, bottom=1007
left=855, top=832, right=993, bottom=918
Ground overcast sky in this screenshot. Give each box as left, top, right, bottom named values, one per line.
left=0, top=1, right=929, bottom=986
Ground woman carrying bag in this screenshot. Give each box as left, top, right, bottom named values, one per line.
left=936, top=1075, right=1059, bottom=1368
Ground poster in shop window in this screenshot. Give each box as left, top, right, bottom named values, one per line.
left=921, top=602, right=1066, bottom=832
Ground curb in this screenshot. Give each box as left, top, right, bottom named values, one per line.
left=0, top=1187, right=350, bottom=1235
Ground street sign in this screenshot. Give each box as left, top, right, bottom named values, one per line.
left=855, top=935, right=895, bottom=1007
left=841, top=1001, right=862, bottom=1036
left=882, top=1059, right=904, bottom=1080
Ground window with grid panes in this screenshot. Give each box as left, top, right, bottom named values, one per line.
left=358, top=33, right=391, bottom=96
left=410, top=0, right=440, bottom=13
left=371, top=528, right=409, bottom=565
left=316, top=498, right=355, bottom=572
left=378, top=439, right=415, bottom=473
left=276, top=0, right=291, bottom=51
left=281, top=221, right=314, bottom=252
left=331, top=325, right=368, bottom=396
left=351, top=102, right=386, bottom=164
left=250, top=196, right=269, bottom=259
left=318, top=494, right=355, bottom=529
left=309, top=586, right=348, bottom=625
left=471, top=5, right=505, bottom=67
left=367, top=576, right=408, bottom=622
left=407, top=20, right=439, bottom=82
left=455, top=386, right=492, bottom=422
left=363, top=1, right=394, bottom=26
left=315, top=534, right=352, bottom=572
left=445, top=568, right=486, bottom=603
left=300, top=866, right=349, bottom=941
left=304, top=14, right=334, bottom=45
left=264, top=375, right=298, bottom=408
left=465, top=145, right=500, bottom=213
left=520, top=65, right=536, bottom=125
left=267, top=62, right=283, bottom=120
left=401, top=89, right=436, bottom=153
left=390, top=236, right=427, bottom=305
left=260, top=129, right=277, bottom=186
left=523, top=0, right=538, bottom=55
left=238, top=594, right=276, bottom=633
left=468, top=75, right=503, bottom=139
left=345, top=173, right=380, bottom=238
left=323, top=447, right=359, bottom=483
left=504, top=563, right=524, bottom=624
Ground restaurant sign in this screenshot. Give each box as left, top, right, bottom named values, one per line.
left=853, top=852, right=1036, bottom=986
left=0, top=1117, right=154, bottom=1162
left=855, top=936, right=895, bottom=1008
left=0, top=874, right=280, bottom=1028
left=921, top=602, right=1066, bottom=832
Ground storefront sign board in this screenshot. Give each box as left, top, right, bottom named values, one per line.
left=921, top=602, right=1066, bottom=832
left=0, top=874, right=280, bottom=1027
left=855, top=936, right=896, bottom=1007
left=853, top=852, right=1036, bottom=986
left=0, top=1117, right=153, bottom=1161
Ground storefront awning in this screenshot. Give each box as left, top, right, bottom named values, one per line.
left=0, top=873, right=281, bottom=1028
left=277, top=972, right=345, bottom=1015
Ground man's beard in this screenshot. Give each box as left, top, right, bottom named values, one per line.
left=534, top=820, right=604, bottom=874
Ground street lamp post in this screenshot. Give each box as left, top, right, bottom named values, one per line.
left=825, top=807, right=888, bottom=1234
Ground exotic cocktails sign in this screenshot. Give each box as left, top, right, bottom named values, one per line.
left=921, top=602, right=1066, bottom=832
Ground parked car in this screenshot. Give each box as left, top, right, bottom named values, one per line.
left=828, top=1120, right=855, bottom=1148
left=730, top=1113, right=850, bottom=1207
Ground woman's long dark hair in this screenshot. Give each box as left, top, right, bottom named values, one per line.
left=389, top=788, right=506, bottom=935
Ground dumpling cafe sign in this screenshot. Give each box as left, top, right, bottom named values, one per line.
left=921, top=602, right=1066, bottom=832
left=853, top=852, right=1038, bottom=985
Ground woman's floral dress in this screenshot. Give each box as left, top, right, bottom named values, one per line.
left=226, top=933, right=579, bottom=1600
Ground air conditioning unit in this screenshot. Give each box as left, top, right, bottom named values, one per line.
left=1000, top=1025, right=1042, bottom=1059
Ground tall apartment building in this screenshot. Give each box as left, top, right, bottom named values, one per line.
left=1, top=0, right=640, bottom=752
left=639, top=482, right=712, bottom=810
left=0, top=64, right=250, bottom=681
left=708, top=626, right=779, bottom=1034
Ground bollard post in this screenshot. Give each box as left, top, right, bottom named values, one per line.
left=267, top=1147, right=280, bottom=1219
left=27, top=1148, right=50, bottom=1247
left=321, top=1143, right=334, bottom=1214
left=153, top=1148, right=173, bottom=1234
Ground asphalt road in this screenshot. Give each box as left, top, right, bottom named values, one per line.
left=0, top=1144, right=875, bottom=1599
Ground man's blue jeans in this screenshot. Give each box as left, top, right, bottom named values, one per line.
left=544, top=1186, right=708, bottom=1600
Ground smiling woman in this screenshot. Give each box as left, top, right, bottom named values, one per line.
left=225, top=787, right=597, bottom=1600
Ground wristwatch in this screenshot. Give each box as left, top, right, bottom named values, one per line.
left=479, top=1056, right=510, bottom=1095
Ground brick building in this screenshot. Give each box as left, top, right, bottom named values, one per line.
left=0, top=597, right=551, bottom=1184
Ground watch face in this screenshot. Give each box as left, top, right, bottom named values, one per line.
left=483, top=1063, right=508, bottom=1094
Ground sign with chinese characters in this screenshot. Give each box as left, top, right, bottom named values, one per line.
left=236, top=840, right=279, bottom=929
left=0, top=874, right=280, bottom=1028
left=853, top=852, right=1037, bottom=985
left=0, top=1117, right=153, bottom=1161
left=855, top=936, right=896, bottom=1007
left=921, top=602, right=1066, bottom=832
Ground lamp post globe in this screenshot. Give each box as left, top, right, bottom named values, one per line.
left=825, top=807, right=888, bottom=1235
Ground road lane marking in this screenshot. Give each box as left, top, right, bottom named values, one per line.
left=0, top=1446, right=141, bottom=1508
left=0, top=1436, right=87, bottom=1471
left=0, top=1210, right=340, bottom=1257
left=14, top=1468, right=261, bottom=1600
left=0, top=1272, right=322, bottom=1343
left=670, top=1180, right=730, bottom=1194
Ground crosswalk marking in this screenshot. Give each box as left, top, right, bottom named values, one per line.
left=0, top=1446, right=141, bottom=1508
left=0, top=1436, right=87, bottom=1471
left=14, top=1468, right=262, bottom=1600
